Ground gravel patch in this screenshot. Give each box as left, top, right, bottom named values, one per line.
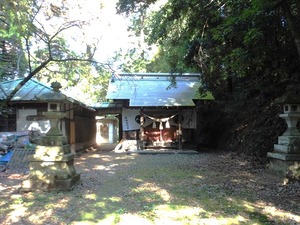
left=0, top=150, right=299, bottom=225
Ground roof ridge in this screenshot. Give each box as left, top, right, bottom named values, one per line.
left=0, top=78, right=51, bottom=89
left=118, top=72, right=201, bottom=77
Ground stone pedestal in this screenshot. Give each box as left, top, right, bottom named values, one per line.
left=267, top=113, right=300, bottom=180
left=22, top=135, right=81, bottom=191
left=267, top=152, right=300, bottom=180
left=268, top=131, right=300, bottom=180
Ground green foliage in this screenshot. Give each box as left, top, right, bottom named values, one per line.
left=117, top=0, right=200, bottom=73
left=117, top=0, right=300, bottom=100
left=1, top=0, right=112, bottom=105
left=0, top=1, right=36, bottom=39
left=114, top=48, right=149, bottom=73
left=147, top=42, right=199, bottom=73
left=0, top=1, right=33, bottom=80
left=116, top=0, right=157, bottom=14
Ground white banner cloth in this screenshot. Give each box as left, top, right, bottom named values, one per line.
left=122, top=108, right=141, bottom=131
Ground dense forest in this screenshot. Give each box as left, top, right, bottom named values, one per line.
left=1, top=0, right=300, bottom=162
left=116, top=0, right=300, bottom=163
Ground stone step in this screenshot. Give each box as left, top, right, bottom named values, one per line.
left=267, top=152, right=300, bottom=161
left=126, top=149, right=198, bottom=155
left=274, top=144, right=300, bottom=154
left=277, top=136, right=300, bottom=145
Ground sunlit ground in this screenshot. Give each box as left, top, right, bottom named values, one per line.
left=0, top=152, right=299, bottom=225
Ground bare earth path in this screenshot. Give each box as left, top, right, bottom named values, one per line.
left=0, top=150, right=299, bottom=225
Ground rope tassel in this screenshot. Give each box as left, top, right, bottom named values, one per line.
left=165, top=120, right=170, bottom=128
left=159, top=122, right=163, bottom=130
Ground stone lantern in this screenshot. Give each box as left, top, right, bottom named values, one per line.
left=43, top=82, right=66, bottom=136
left=267, top=84, right=300, bottom=180
left=22, top=82, right=81, bottom=191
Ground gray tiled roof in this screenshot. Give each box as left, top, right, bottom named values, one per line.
left=106, top=73, right=213, bottom=107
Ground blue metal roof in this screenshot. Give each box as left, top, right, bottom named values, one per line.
left=92, top=102, right=123, bottom=108
left=106, top=73, right=213, bottom=107
left=0, top=79, right=94, bottom=111
left=0, top=79, right=51, bottom=101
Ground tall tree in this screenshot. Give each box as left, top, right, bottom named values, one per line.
left=0, top=1, right=32, bottom=80
left=117, top=0, right=300, bottom=100
left=114, top=1, right=156, bottom=73
left=270, top=0, right=300, bottom=58
left=0, top=0, right=112, bottom=108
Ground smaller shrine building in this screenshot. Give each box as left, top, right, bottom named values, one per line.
left=0, top=79, right=96, bottom=153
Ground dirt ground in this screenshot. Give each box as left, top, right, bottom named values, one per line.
left=0, top=149, right=299, bottom=225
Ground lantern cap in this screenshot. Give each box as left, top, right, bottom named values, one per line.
left=35, top=81, right=68, bottom=102
left=51, top=81, right=62, bottom=92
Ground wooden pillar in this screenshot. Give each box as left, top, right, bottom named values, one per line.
left=178, top=110, right=183, bottom=150
left=70, top=121, right=75, bottom=152
left=139, top=113, right=145, bottom=150
left=118, top=114, right=123, bottom=142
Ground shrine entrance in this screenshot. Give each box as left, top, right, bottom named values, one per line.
left=93, top=102, right=123, bottom=150
left=96, top=115, right=119, bottom=144
left=139, top=109, right=184, bottom=150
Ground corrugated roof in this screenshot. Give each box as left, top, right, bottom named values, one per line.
left=106, top=73, right=213, bottom=107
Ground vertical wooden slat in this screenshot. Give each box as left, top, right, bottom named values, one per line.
left=139, top=113, right=144, bottom=150
left=70, top=121, right=76, bottom=146
left=178, top=110, right=183, bottom=150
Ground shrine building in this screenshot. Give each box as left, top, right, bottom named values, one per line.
left=94, top=72, right=213, bottom=152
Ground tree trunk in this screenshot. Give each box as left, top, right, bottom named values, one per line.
left=280, top=2, right=300, bottom=59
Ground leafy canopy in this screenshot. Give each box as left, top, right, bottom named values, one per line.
left=1, top=0, right=113, bottom=105
left=117, top=0, right=300, bottom=99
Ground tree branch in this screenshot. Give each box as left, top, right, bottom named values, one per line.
left=5, top=58, right=52, bottom=104
left=25, top=37, right=32, bottom=73
left=16, top=51, right=24, bottom=76
left=4, top=55, right=116, bottom=105
left=49, top=21, right=83, bottom=42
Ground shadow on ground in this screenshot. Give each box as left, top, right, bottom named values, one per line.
left=0, top=149, right=299, bottom=225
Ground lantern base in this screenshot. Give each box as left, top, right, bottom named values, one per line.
left=267, top=152, right=300, bottom=180
left=21, top=133, right=80, bottom=192
left=21, top=152, right=81, bottom=191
